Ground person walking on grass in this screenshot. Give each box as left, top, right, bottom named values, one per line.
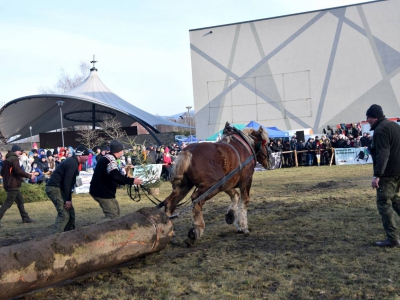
left=367, top=104, right=400, bottom=247
left=45, top=145, right=89, bottom=234
left=90, top=140, right=143, bottom=220
left=0, top=145, right=36, bottom=228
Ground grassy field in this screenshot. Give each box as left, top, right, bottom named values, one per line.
left=2, top=164, right=400, bottom=299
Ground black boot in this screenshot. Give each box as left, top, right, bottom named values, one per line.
left=375, top=239, right=400, bottom=247
left=22, top=217, right=35, bottom=223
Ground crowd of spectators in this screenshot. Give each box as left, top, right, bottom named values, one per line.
left=0, top=141, right=190, bottom=186
left=267, top=122, right=372, bottom=167
left=87, top=142, right=187, bottom=181
left=0, top=122, right=373, bottom=181
left=120, top=142, right=187, bottom=180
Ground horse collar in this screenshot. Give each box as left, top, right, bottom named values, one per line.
left=232, top=133, right=257, bottom=162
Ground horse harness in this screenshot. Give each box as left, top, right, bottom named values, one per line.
left=127, top=182, right=191, bottom=208
left=221, top=131, right=257, bottom=171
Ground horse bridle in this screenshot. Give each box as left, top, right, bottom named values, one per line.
left=254, top=139, right=269, bottom=160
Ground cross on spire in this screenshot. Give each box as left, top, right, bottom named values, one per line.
left=90, top=55, right=98, bottom=71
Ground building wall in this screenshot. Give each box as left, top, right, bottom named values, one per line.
left=189, top=0, right=400, bottom=139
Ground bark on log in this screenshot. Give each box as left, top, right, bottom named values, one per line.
left=0, top=207, right=173, bottom=300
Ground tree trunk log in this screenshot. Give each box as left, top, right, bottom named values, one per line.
left=0, top=207, right=172, bottom=300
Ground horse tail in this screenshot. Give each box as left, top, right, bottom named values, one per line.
left=170, top=151, right=192, bottom=186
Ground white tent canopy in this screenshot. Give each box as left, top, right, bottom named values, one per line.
left=0, top=68, right=189, bottom=142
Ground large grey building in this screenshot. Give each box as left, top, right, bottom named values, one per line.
left=189, top=0, right=400, bottom=139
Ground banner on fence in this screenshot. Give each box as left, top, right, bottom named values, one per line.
left=75, top=171, right=93, bottom=194
left=132, top=164, right=163, bottom=183
left=334, top=147, right=372, bottom=165
left=74, top=165, right=163, bottom=194
left=269, top=152, right=282, bottom=170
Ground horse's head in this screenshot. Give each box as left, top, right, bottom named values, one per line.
left=243, top=126, right=270, bottom=169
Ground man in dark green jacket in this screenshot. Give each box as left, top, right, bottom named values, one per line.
left=367, top=104, right=400, bottom=247
left=0, top=145, right=36, bottom=227
left=45, top=145, right=89, bottom=233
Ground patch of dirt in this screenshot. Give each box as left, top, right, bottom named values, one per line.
left=314, top=180, right=340, bottom=189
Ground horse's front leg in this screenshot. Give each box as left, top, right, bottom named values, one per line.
left=225, top=189, right=240, bottom=225
left=236, top=181, right=252, bottom=235
left=188, top=199, right=206, bottom=242
left=164, top=182, right=194, bottom=216
left=187, top=187, right=220, bottom=245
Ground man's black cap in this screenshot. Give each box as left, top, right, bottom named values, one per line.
left=75, top=145, right=89, bottom=156
left=366, top=104, right=384, bottom=119
left=11, top=145, right=22, bottom=152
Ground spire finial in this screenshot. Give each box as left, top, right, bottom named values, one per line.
left=90, top=55, right=98, bottom=71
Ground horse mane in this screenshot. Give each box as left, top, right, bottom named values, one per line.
left=240, top=128, right=256, bottom=146
left=257, top=127, right=270, bottom=143
left=223, top=127, right=269, bottom=145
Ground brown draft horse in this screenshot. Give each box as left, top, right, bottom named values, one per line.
left=162, top=123, right=269, bottom=243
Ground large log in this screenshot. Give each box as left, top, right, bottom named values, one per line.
left=0, top=207, right=173, bottom=300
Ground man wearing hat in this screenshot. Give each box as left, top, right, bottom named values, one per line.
left=45, top=145, right=90, bottom=233
left=90, top=140, right=143, bottom=220
left=366, top=104, right=400, bottom=247
left=146, top=144, right=157, bottom=164
left=360, top=132, right=371, bottom=147
left=96, top=146, right=109, bottom=163
left=0, top=144, right=36, bottom=227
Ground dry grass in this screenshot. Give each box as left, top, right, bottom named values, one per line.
left=2, top=165, right=400, bottom=299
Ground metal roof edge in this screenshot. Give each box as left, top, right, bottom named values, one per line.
left=189, top=0, right=384, bottom=32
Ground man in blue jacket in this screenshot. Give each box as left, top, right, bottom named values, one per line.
left=45, top=145, right=89, bottom=234
left=367, top=104, right=400, bottom=247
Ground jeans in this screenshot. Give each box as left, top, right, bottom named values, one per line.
left=307, top=153, right=314, bottom=166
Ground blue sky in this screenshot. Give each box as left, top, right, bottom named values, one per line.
left=0, top=0, right=371, bottom=116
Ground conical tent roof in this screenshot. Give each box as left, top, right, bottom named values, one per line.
left=0, top=69, right=189, bottom=142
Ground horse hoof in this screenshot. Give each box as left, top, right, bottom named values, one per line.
left=188, top=227, right=200, bottom=240
left=236, top=229, right=250, bottom=236
left=184, top=238, right=197, bottom=248
left=225, top=210, right=235, bottom=224
left=171, top=236, right=180, bottom=245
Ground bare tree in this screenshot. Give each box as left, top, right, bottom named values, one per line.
left=100, top=117, right=143, bottom=150
left=100, top=117, right=126, bottom=140
left=39, top=62, right=90, bottom=94
left=76, top=126, right=105, bottom=149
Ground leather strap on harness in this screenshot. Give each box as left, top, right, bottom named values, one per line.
left=220, top=141, right=244, bottom=170
left=232, top=128, right=257, bottom=162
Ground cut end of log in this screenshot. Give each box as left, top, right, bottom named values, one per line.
left=0, top=207, right=173, bottom=300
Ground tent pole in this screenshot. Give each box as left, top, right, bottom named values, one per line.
left=141, top=124, right=162, bottom=146
left=134, top=119, right=162, bottom=145
left=92, top=104, right=96, bottom=130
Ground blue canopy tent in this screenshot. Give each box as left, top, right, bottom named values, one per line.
left=267, top=126, right=281, bottom=131
left=246, top=121, right=289, bottom=138
left=205, top=124, right=247, bottom=141
left=183, top=135, right=198, bottom=142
